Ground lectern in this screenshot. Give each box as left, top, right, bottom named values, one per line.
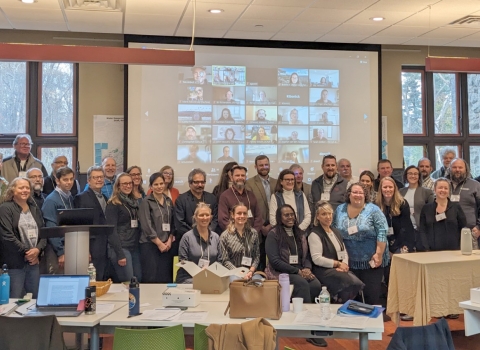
left=39, top=225, right=113, bottom=275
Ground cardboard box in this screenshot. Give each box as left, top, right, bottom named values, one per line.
left=176, top=261, right=248, bottom=294
left=471, top=287, right=480, bottom=304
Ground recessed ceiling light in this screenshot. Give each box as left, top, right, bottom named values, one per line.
left=20, top=0, right=36, bottom=3
left=208, top=9, right=224, bottom=14
left=371, top=17, right=385, bottom=21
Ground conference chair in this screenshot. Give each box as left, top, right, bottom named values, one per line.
left=386, top=317, right=454, bottom=350
left=112, top=324, right=185, bottom=350
left=173, top=255, right=180, bottom=282
left=0, top=315, right=66, bottom=350
left=194, top=323, right=209, bottom=350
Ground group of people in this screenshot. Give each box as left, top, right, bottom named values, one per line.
left=0, top=136, right=477, bottom=339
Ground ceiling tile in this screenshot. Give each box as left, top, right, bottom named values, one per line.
left=367, top=0, right=433, bottom=12
left=375, top=25, right=431, bottom=37
left=125, top=0, right=187, bottom=17
left=420, top=27, right=480, bottom=39
left=347, top=10, right=417, bottom=25
left=402, top=37, right=458, bottom=46
left=124, top=14, right=178, bottom=35
left=317, top=34, right=367, bottom=43
left=179, top=17, right=234, bottom=31
left=2, top=8, right=65, bottom=22
left=12, top=21, right=68, bottom=31
left=183, top=2, right=249, bottom=18
left=240, top=5, right=304, bottom=21
left=65, top=10, right=123, bottom=34
left=328, top=23, right=388, bottom=36
left=361, top=36, right=416, bottom=45
left=253, top=0, right=315, bottom=7
left=295, top=8, right=360, bottom=23
left=309, top=0, right=377, bottom=11
left=230, top=19, right=289, bottom=32
left=280, top=21, right=339, bottom=34
left=449, top=39, right=480, bottom=47
left=271, top=32, right=321, bottom=41
left=175, top=27, right=226, bottom=38
left=0, top=0, right=61, bottom=10
left=224, top=30, right=277, bottom=40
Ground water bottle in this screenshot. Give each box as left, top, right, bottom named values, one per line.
left=0, top=264, right=10, bottom=305
left=87, top=263, right=96, bottom=282
left=461, top=227, right=473, bottom=255
left=279, top=274, right=290, bottom=312
left=319, top=286, right=331, bottom=320
left=129, top=276, right=140, bottom=316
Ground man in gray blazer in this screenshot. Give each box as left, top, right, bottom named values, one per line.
left=246, top=155, right=277, bottom=271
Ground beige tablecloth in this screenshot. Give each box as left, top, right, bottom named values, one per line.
left=386, top=250, right=480, bottom=326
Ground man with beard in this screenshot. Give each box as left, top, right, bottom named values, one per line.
left=373, top=159, right=404, bottom=191
left=174, top=168, right=218, bottom=238
left=218, top=165, right=263, bottom=233
left=448, top=158, right=480, bottom=249
left=246, top=155, right=277, bottom=270
left=311, top=155, right=348, bottom=210
left=27, top=168, right=46, bottom=208
left=418, top=158, right=435, bottom=191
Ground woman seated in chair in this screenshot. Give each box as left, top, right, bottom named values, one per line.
left=308, top=201, right=364, bottom=303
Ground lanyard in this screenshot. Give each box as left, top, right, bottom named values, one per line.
left=326, top=230, right=345, bottom=251
left=231, top=187, right=251, bottom=209
left=154, top=195, right=170, bottom=224
left=239, top=229, right=251, bottom=257
left=122, top=204, right=138, bottom=221
left=199, top=232, right=210, bottom=261
left=56, top=190, right=73, bottom=209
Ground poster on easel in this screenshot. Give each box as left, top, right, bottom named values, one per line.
left=93, top=115, right=124, bottom=172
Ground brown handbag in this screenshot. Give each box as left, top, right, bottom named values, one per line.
left=224, top=272, right=282, bottom=320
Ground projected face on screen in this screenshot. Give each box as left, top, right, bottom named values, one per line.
left=129, top=44, right=379, bottom=191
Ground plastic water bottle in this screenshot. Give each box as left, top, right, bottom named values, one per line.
left=319, top=286, right=331, bottom=320
left=87, top=263, right=96, bottom=282
left=461, top=228, right=473, bottom=255
left=0, top=264, right=10, bottom=305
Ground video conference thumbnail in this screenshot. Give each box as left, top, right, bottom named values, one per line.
left=178, top=105, right=213, bottom=123
left=178, top=85, right=212, bottom=103
left=277, top=126, right=309, bottom=143
left=178, top=125, right=212, bottom=143
left=245, top=86, right=277, bottom=105
left=278, top=106, right=308, bottom=124
left=178, top=66, right=212, bottom=85
left=245, top=106, right=277, bottom=124
left=211, top=125, right=245, bottom=144
left=212, top=105, right=245, bottom=123
left=211, top=144, right=245, bottom=164
left=245, top=125, right=276, bottom=143
left=278, top=68, right=308, bottom=87
left=177, top=144, right=211, bottom=163
left=310, top=88, right=339, bottom=106
left=212, top=66, right=246, bottom=86
left=309, top=107, right=340, bottom=125
left=310, top=126, right=340, bottom=143
left=278, top=144, right=309, bottom=163
left=245, top=144, right=278, bottom=163
left=212, top=86, right=245, bottom=105
left=309, top=69, right=340, bottom=88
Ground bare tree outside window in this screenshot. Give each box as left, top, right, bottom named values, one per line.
left=0, top=148, right=13, bottom=159
left=468, top=74, right=480, bottom=134
left=39, top=147, right=74, bottom=173
left=433, top=73, right=457, bottom=134
left=402, top=72, right=423, bottom=134
left=0, top=62, right=27, bottom=134
left=41, top=63, right=74, bottom=134
left=403, top=145, right=424, bottom=167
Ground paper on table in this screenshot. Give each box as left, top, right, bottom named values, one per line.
left=107, top=284, right=127, bottom=293
left=0, top=303, right=18, bottom=315
left=173, top=311, right=208, bottom=321
left=140, top=308, right=183, bottom=321
left=294, top=310, right=368, bottom=329
left=96, top=303, right=116, bottom=314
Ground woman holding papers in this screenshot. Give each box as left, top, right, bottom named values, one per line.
left=176, top=203, right=221, bottom=283
left=0, top=178, right=46, bottom=298
left=309, top=201, right=364, bottom=303
left=219, top=203, right=260, bottom=279
left=139, top=172, right=175, bottom=283
left=419, top=178, right=466, bottom=251
left=333, top=183, right=389, bottom=306
left=106, top=173, right=142, bottom=283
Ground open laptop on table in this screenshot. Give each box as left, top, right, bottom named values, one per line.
left=27, top=275, right=90, bottom=317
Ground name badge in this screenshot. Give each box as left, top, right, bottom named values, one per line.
left=347, top=225, right=358, bottom=235
left=451, top=194, right=460, bottom=202
left=387, top=227, right=394, bottom=236
left=337, top=251, right=346, bottom=261
left=162, top=223, right=171, bottom=231
left=289, top=255, right=299, bottom=264
left=241, top=256, right=252, bottom=266
left=27, top=228, right=37, bottom=240
left=131, top=220, right=138, bottom=228
left=410, top=208, right=414, bottom=215
left=19, top=171, right=27, bottom=178
left=435, top=212, right=446, bottom=221
left=198, top=258, right=210, bottom=268
left=321, top=193, right=330, bottom=201
left=247, top=209, right=253, bottom=218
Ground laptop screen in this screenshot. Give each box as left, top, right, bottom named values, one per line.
left=37, top=275, right=90, bottom=307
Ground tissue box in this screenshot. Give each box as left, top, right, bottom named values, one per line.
left=471, top=287, right=480, bottom=304
left=162, top=288, right=200, bottom=307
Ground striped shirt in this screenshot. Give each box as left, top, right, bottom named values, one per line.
left=219, top=227, right=260, bottom=270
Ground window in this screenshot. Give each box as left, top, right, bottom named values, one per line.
left=403, top=145, right=424, bottom=167
left=38, top=146, right=75, bottom=173
left=40, top=63, right=75, bottom=135
left=0, top=62, right=27, bottom=134
left=434, top=145, right=461, bottom=170
left=433, top=73, right=458, bottom=135
left=467, top=74, right=480, bottom=134
left=470, top=145, right=480, bottom=178
left=0, top=147, right=13, bottom=160
left=402, top=71, right=424, bottom=135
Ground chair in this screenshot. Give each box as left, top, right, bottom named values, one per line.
left=173, top=255, right=180, bottom=282
left=112, top=324, right=185, bottom=350
left=194, top=323, right=208, bottom=350
left=0, top=315, right=66, bottom=350
left=386, top=317, right=454, bottom=350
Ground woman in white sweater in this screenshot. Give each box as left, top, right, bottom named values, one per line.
left=269, top=169, right=311, bottom=231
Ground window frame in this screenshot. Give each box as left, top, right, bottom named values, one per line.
left=36, top=144, right=77, bottom=172
left=401, top=69, right=427, bottom=136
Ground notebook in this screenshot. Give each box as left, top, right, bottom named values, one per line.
left=27, top=275, right=90, bottom=317
left=57, top=208, right=94, bottom=226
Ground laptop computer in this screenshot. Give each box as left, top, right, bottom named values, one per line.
left=57, top=208, right=94, bottom=226
left=27, top=275, right=90, bottom=317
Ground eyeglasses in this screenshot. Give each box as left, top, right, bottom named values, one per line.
left=91, top=176, right=105, bottom=181
left=120, top=182, right=133, bottom=187
left=130, top=173, right=142, bottom=177
left=283, top=178, right=295, bottom=182
left=351, top=191, right=364, bottom=195
left=282, top=213, right=295, bottom=218
left=17, top=143, right=32, bottom=147
left=163, top=172, right=173, bottom=176
left=28, top=175, right=43, bottom=179
left=54, top=161, right=68, bottom=165
left=192, top=181, right=206, bottom=185
left=407, top=172, right=419, bottom=176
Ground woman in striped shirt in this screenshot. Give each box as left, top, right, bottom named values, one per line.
left=219, top=203, right=260, bottom=279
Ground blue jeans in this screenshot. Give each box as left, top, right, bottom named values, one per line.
left=109, top=247, right=142, bottom=283
left=9, top=263, right=40, bottom=299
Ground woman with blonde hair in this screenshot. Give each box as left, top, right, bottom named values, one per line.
left=219, top=203, right=260, bottom=279
left=126, top=165, right=145, bottom=202
left=176, top=203, right=221, bottom=283
left=106, top=173, right=142, bottom=282
left=376, top=176, right=415, bottom=254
